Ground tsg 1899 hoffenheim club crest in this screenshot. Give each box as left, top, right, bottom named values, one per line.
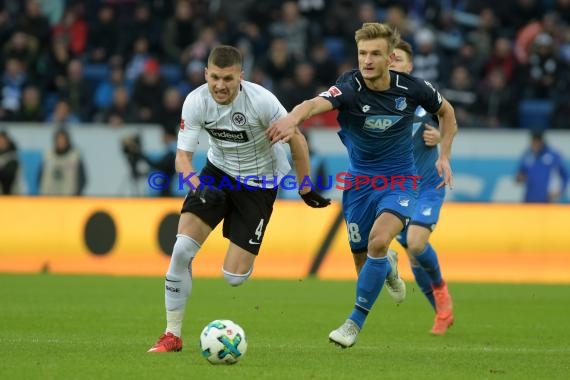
left=395, top=97, right=407, bottom=111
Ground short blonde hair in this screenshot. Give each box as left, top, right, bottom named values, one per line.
left=395, top=40, right=413, bottom=60
left=355, top=23, right=401, bottom=53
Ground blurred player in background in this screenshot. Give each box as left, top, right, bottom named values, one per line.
left=268, top=23, right=457, bottom=348
left=389, top=40, right=454, bottom=335
left=148, top=45, right=330, bottom=353
left=516, top=130, right=568, bottom=203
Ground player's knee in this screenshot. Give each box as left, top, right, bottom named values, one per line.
left=407, top=236, right=428, bottom=256
left=368, top=236, right=390, bottom=257
left=222, top=267, right=252, bottom=287
left=171, top=234, right=200, bottom=267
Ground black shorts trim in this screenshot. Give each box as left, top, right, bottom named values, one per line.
left=409, top=221, right=435, bottom=232
left=378, top=208, right=410, bottom=229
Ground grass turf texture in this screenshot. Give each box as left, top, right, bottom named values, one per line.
left=1, top=274, right=569, bottom=379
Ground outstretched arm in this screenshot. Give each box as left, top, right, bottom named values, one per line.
left=267, top=97, right=333, bottom=144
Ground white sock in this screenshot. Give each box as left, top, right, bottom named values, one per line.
left=164, top=234, right=200, bottom=337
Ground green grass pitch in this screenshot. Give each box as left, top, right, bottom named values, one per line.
left=1, top=273, right=569, bottom=379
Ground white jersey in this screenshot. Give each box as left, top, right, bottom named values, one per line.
left=177, top=81, right=290, bottom=188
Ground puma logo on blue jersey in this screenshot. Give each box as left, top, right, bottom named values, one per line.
left=363, top=115, right=403, bottom=131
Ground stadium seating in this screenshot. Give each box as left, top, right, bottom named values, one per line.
left=518, top=99, right=554, bottom=130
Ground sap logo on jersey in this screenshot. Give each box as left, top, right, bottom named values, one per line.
left=363, top=115, right=402, bottom=131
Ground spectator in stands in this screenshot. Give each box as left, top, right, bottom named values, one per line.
left=121, top=2, right=161, bottom=58
left=0, top=7, right=15, bottom=46
left=524, top=32, right=562, bottom=98
left=485, top=36, right=519, bottom=85
left=269, top=1, right=310, bottom=60
left=0, top=129, right=19, bottom=195
left=39, top=37, right=71, bottom=94
left=176, top=59, right=205, bottom=97
left=158, top=87, right=183, bottom=135
left=181, top=26, right=219, bottom=68
left=94, top=63, right=128, bottom=111
left=15, top=85, right=44, bottom=122
left=237, top=20, right=269, bottom=60
left=38, top=128, right=86, bottom=196
left=475, top=68, right=518, bottom=128
left=86, top=4, right=119, bottom=63
left=384, top=5, right=415, bottom=43
left=125, top=36, right=152, bottom=83
left=161, top=0, right=199, bottom=64
left=452, top=41, right=486, bottom=82
left=99, top=86, right=135, bottom=127
left=516, top=131, right=568, bottom=203
left=249, top=65, right=274, bottom=91
left=17, top=0, right=50, bottom=54
left=0, top=1, right=568, bottom=130
left=58, top=59, right=93, bottom=121
left=412, top=28, right=443, bottom=86
left=261, top=38, right=296, bottom=88
left=277, top=61, right=319, bottom=111
left=132, top=58, right=167, bottom=123
left=440, top=65, right=478, bottom=127
left=0, top=57, right=28, bottom=121
left=555, top=0, right=570, bottom=23
left=51, top=4, right=88, bottom=57
left=309, top=41, right=338, bottom=88
left=2, top=29, right=38, bottom=73
left=464, top=7, right=499, bottom=66
left=46, top=99, right=80, bottom=124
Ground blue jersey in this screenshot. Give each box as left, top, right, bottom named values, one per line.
left=320, top=70, right=442, bottom=177
left=518, top=145, right=568, bottom=202
left=412, top=107, right=443, bottom=192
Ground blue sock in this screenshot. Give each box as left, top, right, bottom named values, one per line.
left=410, top=263, right=436, bottom=310
left=349, top=255, right=388, bottom=329
left=414, top=243, right=443, bottom=287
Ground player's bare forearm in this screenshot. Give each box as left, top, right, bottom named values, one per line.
left=436, top=99, right=458, bottom=160
left=175, top=149, right=201, bottom=189
left=434, top=99, right=457, bottom=189
left=268, top=97, right=333, bottom=144
left=288, top=128, right=311, bottom=194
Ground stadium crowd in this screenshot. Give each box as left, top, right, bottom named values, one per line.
left=1, top=0, right=570, bottom=134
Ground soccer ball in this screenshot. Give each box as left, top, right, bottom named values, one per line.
left=200, top=319, right=247, bottom=364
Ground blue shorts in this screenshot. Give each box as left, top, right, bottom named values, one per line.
left=410, top=188, right=445, bottom=228
left=396, top=188, right=444, bottom=247
left=342, top=183, right=417, bottom=253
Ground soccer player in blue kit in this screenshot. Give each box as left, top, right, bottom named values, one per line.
left=268, top=23, right=458, bottom=348
left=390, top=40, right=454, bottom=335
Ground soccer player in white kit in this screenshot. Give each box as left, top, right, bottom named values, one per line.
left=148, top=45, right=330, bottom=352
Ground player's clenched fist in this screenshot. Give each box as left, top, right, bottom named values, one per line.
left=192, top=185, right=226, bottom=205
left=299, top=190, right=331, bottom=208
